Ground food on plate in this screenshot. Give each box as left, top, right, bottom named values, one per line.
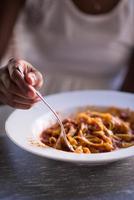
left=40, top=107, right=134, bottom=153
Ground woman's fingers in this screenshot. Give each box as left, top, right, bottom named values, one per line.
left=0, top=85, right=39, bottom=109
left=11, top=69, right=36, bottom=98
left=0, top=58, right=44, bottom=109
left=9, top=93, right=39, bottom=105
left=4, top=96, right=35, bottom=109
left=8, top=58, right=43, bottom=90
left=0, top=68, right=39, bottom=109
left=8, top=59, right=36, bottom=98
left=1, top=67, right=35, bottom=98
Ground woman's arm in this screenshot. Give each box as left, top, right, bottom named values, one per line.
left=120, top=49, right=134, bottom=93
left=0, top=0, right=25, bottom=61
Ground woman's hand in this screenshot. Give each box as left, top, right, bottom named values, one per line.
left=0, top=58, right=43, bottom=109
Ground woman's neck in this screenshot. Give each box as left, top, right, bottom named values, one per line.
left=71, top=0, right=121, bottom=15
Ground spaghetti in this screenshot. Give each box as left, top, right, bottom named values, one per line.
left=40, top=107, right=134, bottom=153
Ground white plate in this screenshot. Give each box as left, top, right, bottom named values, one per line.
left=5, top=90, right=134, bottom=165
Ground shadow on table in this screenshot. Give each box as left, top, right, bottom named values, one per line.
left=0, top=136, right=134, bottom=200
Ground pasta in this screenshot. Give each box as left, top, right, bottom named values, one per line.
left=40, top=107, right=134, bottom=153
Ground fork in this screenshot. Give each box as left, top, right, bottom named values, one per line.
left=16, top=67, right=74, bottom=152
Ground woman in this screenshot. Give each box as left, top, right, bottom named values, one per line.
left=0, top=0, right=134, bottom=109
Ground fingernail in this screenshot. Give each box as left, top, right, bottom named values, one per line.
left=30, top=76, right=36, bottom=85
left=17, top=65, right=24, bottom=74
left=9, top=58, right=14, bottom=63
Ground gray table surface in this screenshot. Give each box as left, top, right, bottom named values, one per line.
left=0, top=105, right=134, bottom=200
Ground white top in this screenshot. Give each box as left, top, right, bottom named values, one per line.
left=15, top=0, right=134, bottom=94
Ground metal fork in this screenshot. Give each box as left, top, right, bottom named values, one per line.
left=16, top=67, right=74, bottom=152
